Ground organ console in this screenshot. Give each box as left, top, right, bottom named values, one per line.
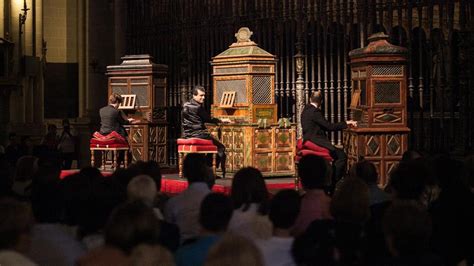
left=344, top=33, right=410, bottom=186
left=106, top=55, right=168, bottom=166
left=208, top=28, right=296, bottom=177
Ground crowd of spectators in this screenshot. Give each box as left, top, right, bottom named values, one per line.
left=0, top=145, right=473, bottom=266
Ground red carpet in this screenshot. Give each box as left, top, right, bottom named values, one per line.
left=60, top=170, right=296, bottom=195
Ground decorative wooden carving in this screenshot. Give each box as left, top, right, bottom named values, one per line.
left=211, top=28, right=278, bottom=124
left=209, top=124, right=296, bottom=177
left=344, top=33, right=410, bottom=186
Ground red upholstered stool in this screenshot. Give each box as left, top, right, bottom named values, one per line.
left=294, top=139, right=333, bottom=190
left=177, top=138, right=218, bottom=178
left=90, top=132, right=129, bottom=170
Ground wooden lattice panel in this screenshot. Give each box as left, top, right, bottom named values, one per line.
left=365, top=135, right=381, bottom=157
left=386, top=134, right=402, bottom=156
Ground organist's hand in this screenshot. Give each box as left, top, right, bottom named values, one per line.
left=220, top=118, right=232, bottom=124
left=128, top=118, right=140, bottom=124
left=346, top=120, right=358, bottom=127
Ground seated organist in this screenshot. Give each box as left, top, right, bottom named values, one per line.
left=182, top=85, right=227, bottom=175
left=301, top=90, right=358, bottom=189
left=99, top=93, right=138, bottom=139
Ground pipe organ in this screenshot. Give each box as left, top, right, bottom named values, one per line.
left=344, top=33, right=410, bottom=186
left=107, top=55, right=168, bottom=166
left=209, top=28, right=296, bottom=177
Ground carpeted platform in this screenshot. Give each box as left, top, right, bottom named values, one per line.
left=59, top=170, right=297, bottom=195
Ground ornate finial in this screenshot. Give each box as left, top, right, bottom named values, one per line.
left=367, top=32, right=390, bottom=43
left=235, top=27, right=253, bottom=43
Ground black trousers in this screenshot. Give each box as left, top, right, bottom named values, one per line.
left=199, top=135, right=226, bottom=177
left=330, top=148, right=348, bottom=188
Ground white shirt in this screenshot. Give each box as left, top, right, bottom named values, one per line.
left=28, top=223, right=86, bottom=266
left=227, top=203, right=273, bottom=240
left=256, top=236, right=296, bottom=266
left=164, top=182, right=211, bottom=242
left=0, top=250, right=37, bottom=266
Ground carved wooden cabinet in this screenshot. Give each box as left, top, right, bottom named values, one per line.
left=206, top=28, right=296, bottom=177
left=211, top=28, right=278, bottom=123
left=344, top=33, right=410, bottom=186
left=107, top=55, right=168, bottom=165
left=209, top=124, right=296, bottom=177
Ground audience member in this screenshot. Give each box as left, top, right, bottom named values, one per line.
left=354, top=160, right=390, bottom=206
left=330, top=178, right=370, bottom=265
left=61, top=169, right=124, bottom=249
left=130, top=244, right=175, bottom=266
left=331, top=177, right=370, bottom=225
left=292, top=220, right=338, bottom=266
left=104, top=200, right=161, bottom=254
left=58, top=119, right=76, bottom=169
left=228, top=167, right=272, bottom=240
left=205, top=233, right=263, bottom=266
left=175, top=193, right=233, bottom=266
left=401, top=150, right=422, bottom=163
left=5, top=133, right=22, bottom=167
left=0, top=198, right=36, bottom=266
left=429, top=155, right=474, bottom=266
left=165, top=154, right=211, bottom=243
left=465, top=155, right=474, bottom=193
left=19, top=136, right=34, bottom=156
left=292, top=155, right=332, bottom=235
left=256, top=189, right=301, bottom=266
left=127, top=174, right=180, bottom=252
left=11, top=155, right=38, bottom=199
left=383, top=201, right=442, bottom=266
left=28, top=161, right=86, bottom=266
left=42, top=124, right=60, bottom=152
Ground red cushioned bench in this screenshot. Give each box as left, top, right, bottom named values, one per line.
left=90, top=131, right=129, bottom=170
left=177, top=138, right=218, bottom=179
left=294, top=139, right=333, bottom=189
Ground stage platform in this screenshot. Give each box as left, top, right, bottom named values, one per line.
left=60, top=170, right=297, bottom=195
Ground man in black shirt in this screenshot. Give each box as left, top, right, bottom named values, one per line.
left=301, top=90, right=357, bottom=186
left=182, top=86, right=226, bottom=176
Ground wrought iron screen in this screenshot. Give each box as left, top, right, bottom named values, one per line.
left=214, top=67, right=248, bottom=74
left=372, top=65, right=403, bottom=76
left=252, top=76, right=272, bottom=104
left=374, top=82, right=400, bottom=104
left=131, top=85, right=149, bottom=107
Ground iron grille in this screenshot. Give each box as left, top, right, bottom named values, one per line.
left=110, top=79, right=127, bottom=84
left=214, top=67, right=248, bottom=74
left=131, top=85, right=149, bottom=106
left=111, top=85, right=128, bottom=95
left=216, top=79, right=247, bottom=103
left=252, top=76, right=272, bottom=104
left=253, top=66, right=271, bottom=73
left=374, top=82, right=400, bottom=103
left=131, top=78, right=149, bottom=83
left=372, top=65, right=403, bottom=76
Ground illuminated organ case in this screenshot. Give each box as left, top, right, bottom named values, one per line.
left=107, top=55, right=168, bottom=166
left=343, top=33, right=410, bottom=186
left=208, top=28, right=296, bottom=177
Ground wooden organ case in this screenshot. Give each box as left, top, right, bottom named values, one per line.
left=107, top=55, right=168, bottom=166
left=208, top=28, right=296, bottom=177
left=343, top=33, right=410, bottom=186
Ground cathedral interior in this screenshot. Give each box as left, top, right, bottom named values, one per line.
left=0, top=0, right=473, bottom=168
